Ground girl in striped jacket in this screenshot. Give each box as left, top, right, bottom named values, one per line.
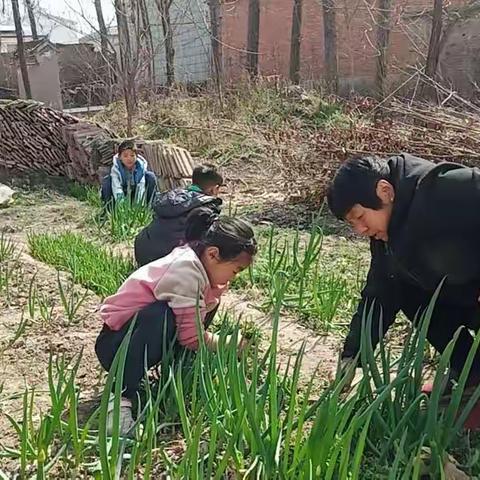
left=96, top=207, right=257, bottom=435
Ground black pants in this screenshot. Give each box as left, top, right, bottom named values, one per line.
left=100, top=171, right=157, bottom=209
left=400, top=286, right=480, bottom=382
left=95, top=301, right=217, bottom=399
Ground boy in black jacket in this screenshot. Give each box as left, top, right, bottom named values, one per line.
left=327, top=153, right=480, bottom=390
left=134, top=164, right=223, bottom=266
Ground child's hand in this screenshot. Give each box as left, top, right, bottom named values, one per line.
left=225, top=334, right=249, bottom=356
left=237, top=336, right=249, bottom=355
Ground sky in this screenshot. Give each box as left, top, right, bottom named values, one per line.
left=1, top=0, right=117, bottom=35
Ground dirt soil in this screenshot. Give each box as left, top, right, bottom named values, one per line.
left=0, top=193, right=103, bottom=454
left=0, top=180, right=344, bottom=459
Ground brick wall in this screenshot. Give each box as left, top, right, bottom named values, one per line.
left=439, top=16, right=480, bottom=98
left=147, top=0, right=212, bottom=85
left=221, top=0, right=471, bottom=94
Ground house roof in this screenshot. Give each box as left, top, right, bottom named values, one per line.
left=0, top=24, right=33, bottom=36
left=15, top=38, right=55, bottom=57
left=80, top=25, right=118, bottom=43
left=25, top=39, right=50, bottom=52
left=2, top=10, right=81, bottom=35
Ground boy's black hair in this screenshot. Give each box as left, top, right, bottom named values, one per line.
left=327, top=155, right=391, bottom=219
left=192, top=164, right=223, bottom=191
left=118, top=139, right=136, bottom=154
left=185, top=207, right=257, bottom=260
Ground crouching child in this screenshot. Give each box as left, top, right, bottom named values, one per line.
left=134, top=163, right=223, bottom=266
left=101, top=140, right=157, bottom=209
left=95, top=207, right=257, bottom=436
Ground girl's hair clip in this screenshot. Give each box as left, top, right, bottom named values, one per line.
left=242, top=238, right=257, bottom=251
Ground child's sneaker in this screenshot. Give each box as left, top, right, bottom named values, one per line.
left=422, top=374, right=480, bottom=430
left=106, top=397, right=135, bottom=438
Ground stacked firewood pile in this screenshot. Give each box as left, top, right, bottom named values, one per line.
left=283, top=99, right=480, bottom=207
left=67, top=137, right=196, bottom=189
left=0, top=100, right=113, bottom=182
left=62, top=123, right=116, bottom=182
left=0, top=100, right=195, bottom=188
left=142, top=140, right=194, bottom=190
left=0, top=100, right=79, bottom=176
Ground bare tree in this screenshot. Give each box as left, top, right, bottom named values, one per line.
left=64, top=0, right=156, bottom=131
left=208, top=0, right=223, bottom=91
left=322, top=0, right=338, bottom=94
left=24, top=0, right=38, bottom=40
left=94, top=0, right=110, bottom=60
left=154, top=0, right=175, bottom=87
left=337, top=0, right=362, bottom=92
left=115, top=0, right=137, bottom=134
left=375, top=0, right=392, bottom=99
left=93, top=0, right=117, bottom=101
left=422, top=0, right=443, bottom=99
left=289, top=0, right=302, bottom=84
left=138, top=0, right=155, bottom=89
left=115, top=0, right=131, bottom=71
left=11, top=0, right=31, bottom=98
left=246, top=0, right=260, bottom=78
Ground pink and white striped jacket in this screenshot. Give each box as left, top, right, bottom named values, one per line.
left=100, top=246, right=227, bottom=350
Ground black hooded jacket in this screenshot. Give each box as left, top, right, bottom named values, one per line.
left=134, top=188, right=222, bottom=266
left=343, top=154, right=480, bottom=359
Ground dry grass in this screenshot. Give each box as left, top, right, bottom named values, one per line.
left=95, top=86, right=480, bottom=210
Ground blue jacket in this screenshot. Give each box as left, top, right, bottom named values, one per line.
left=110, top=154, right=148, bottom=202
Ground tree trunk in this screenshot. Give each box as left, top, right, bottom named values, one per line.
left=115, top=0, right=136, bottom=135
left=94, top=0, right=116, bottom=101
left=94, top=0, right=110, bottom=59
left=375, top=0, right=392, bottom=100
left=422, top=0, right=443, bottom=100
left=322, top=0, right=338, bottom=94
left=425, top=0, right=443, bottom=77
left=25, top=0, right=38, bottom=41
left=289, top=0, right=302, bottom=84
left=155, top=0, right=175, bottom=87
left=163, top=1, right=175, bottom=87
left=246, top=0, right=260, bottom=78
left=115, top=0, right=131, bottom=72
left=208, top=0, right=223, bottom=90
left=139, top=0, right=155, bottom=90
left=11, top=0, right=31, bottom=99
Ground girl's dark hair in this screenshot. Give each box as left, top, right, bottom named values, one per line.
left=185, top=208, right=257, bottom=260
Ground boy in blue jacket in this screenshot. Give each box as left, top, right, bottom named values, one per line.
left=101, top=140, right=157, bottom=208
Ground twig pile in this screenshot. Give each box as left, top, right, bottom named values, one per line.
left=283, top=99, right=480, bottom=207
